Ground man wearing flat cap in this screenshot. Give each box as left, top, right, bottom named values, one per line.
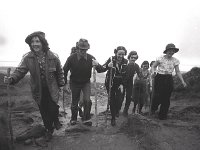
left=63, top=38, right=101, bottom=126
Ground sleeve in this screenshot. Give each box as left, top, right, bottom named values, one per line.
left=122, top=64, right=129, bottom=87
left=63, top=57, right=71, bottom=84
left=55, top=57, right=65, bottom=87
left=156, top=56, right=162, bottom=63
left=174, top=58, right=180, bottom=66
left=11, top=56, right=29, bottom=84
left=136, top=64, right=142, bottom=79
left=95, top=57, right=111, bottom=73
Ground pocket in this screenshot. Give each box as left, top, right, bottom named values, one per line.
left=48, top=68, right=56, bottom=79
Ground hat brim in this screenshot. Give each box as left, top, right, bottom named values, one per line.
left=77, top=45, right=90, bottom=50
left=163, top=48, right=179, bottom=54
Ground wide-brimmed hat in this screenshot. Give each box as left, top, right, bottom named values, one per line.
left=114, top=46, right=127, bottom=55
left=76, top=38, right=90, bottom=50
left=25, top=31, right=45, bottom=45
left=163, top=43, right=179, bottom=54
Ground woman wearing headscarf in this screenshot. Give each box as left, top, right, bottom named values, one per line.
left=151, top=43, right=187, bottom=120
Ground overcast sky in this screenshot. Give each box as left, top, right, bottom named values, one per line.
left=0, top=0, right=199, bottom=71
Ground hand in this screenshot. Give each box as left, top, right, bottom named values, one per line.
left=63, top=84, right=71, bottom=94
left=119, top=85, right=123, bottom=93
left=182, top=81, right=187, bottom=88
left=108, top=62, right=113, bottom=68
left=4, top=76, right=12, bottom=84
left=92, top=59, right=99, bottom=66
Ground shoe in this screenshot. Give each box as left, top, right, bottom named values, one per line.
left=54, top=120, right=62, bottom=130
left=123, top=110, right=128, bottom=117
left=83, top=119, right=92, bottom=126
left=70, top=120, right=77, bottom=125
left=44, top=130, right=53, bottom=142
left=111, top=118, right=116, bottom=126
left=116, top=112, right=119, bottom=117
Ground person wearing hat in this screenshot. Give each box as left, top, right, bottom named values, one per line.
left=98, top=46, right=128, bottom=126
left=4, top=31, right=65, bottom=141
left=63, top=38, right=101, bottom=126
left=69, top=45, right=93, bottom=119
left=151, top=43, right=187, bottom=120
left=122, top=51, right=141, bottom=116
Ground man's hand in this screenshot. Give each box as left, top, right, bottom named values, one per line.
left=108, top=62, right=113, bottom=68
left=4, top=76, right=12, bottom=84
left=119, top=85, right=123, bottom=93
left=63, top=84, right=71, bottom=94
left=182, top=81, right=187, bottom=88
left=92, top=59, right=99, bottom=66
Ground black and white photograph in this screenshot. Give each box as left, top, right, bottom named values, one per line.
left=0, top=0, right=200, bottom=149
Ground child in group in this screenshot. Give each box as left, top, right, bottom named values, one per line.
left=123, top=51, right=140, bottom=116
left=132, top=61, right=151, bottom=114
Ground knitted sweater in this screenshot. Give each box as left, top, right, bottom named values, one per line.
left=63, top=53, right=95, bottom=84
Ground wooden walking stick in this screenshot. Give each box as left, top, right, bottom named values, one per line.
left=62, top=89, right=67, bottom=118
left=6, top=68, right=14, bottom=150
left=93, top=66, right=98, bottom=126
left=105, top=66, right=113, bottom=125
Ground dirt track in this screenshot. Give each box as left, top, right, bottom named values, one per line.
left=9, top=93, right=200, bottom=150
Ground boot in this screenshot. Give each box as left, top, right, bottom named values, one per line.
left=71, top=105, right=78, bottom=124
left=44, top=129, right=53, bottom=142
left=54, top=119, right=62, bottom=130
left=123, top=107, right=128, bottom=117
left=111, top=118, right=116, bottom=126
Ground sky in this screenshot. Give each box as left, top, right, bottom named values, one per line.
left=0, top=0, right=200, bottom=71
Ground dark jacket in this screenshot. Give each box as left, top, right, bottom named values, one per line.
left=123, top=62, right=141, bottom=87
left=98, top=56, right=128, bottom=88
left=11, top=50, right=65, bottom=105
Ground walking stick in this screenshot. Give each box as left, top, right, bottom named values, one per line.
left=6, top=68, right=14, bottom=150
left=93, top=66, right=98, bottom=126
left=62, top=89, right=67, bottom=118
left=105, top=67, right=113, bottom=125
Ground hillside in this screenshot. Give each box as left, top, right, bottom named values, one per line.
left=0, top=67, right=200, bottom=150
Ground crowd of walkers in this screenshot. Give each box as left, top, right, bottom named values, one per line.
left=3, top=31, right=187, bottom=141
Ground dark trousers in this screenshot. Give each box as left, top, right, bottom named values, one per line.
left=124, top=84, right=133, bottom=111
left=109, top=83, right=124, bottom=119
left=39, top=87, right=59, bottom=131
left=70, top=81, right=91, bottom=121
left=151, top=74, right=173, bottom=118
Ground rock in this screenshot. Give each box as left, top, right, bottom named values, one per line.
left=65, top=123, right=91, bottom=133
left=16, top=124, right=46, bottom=142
